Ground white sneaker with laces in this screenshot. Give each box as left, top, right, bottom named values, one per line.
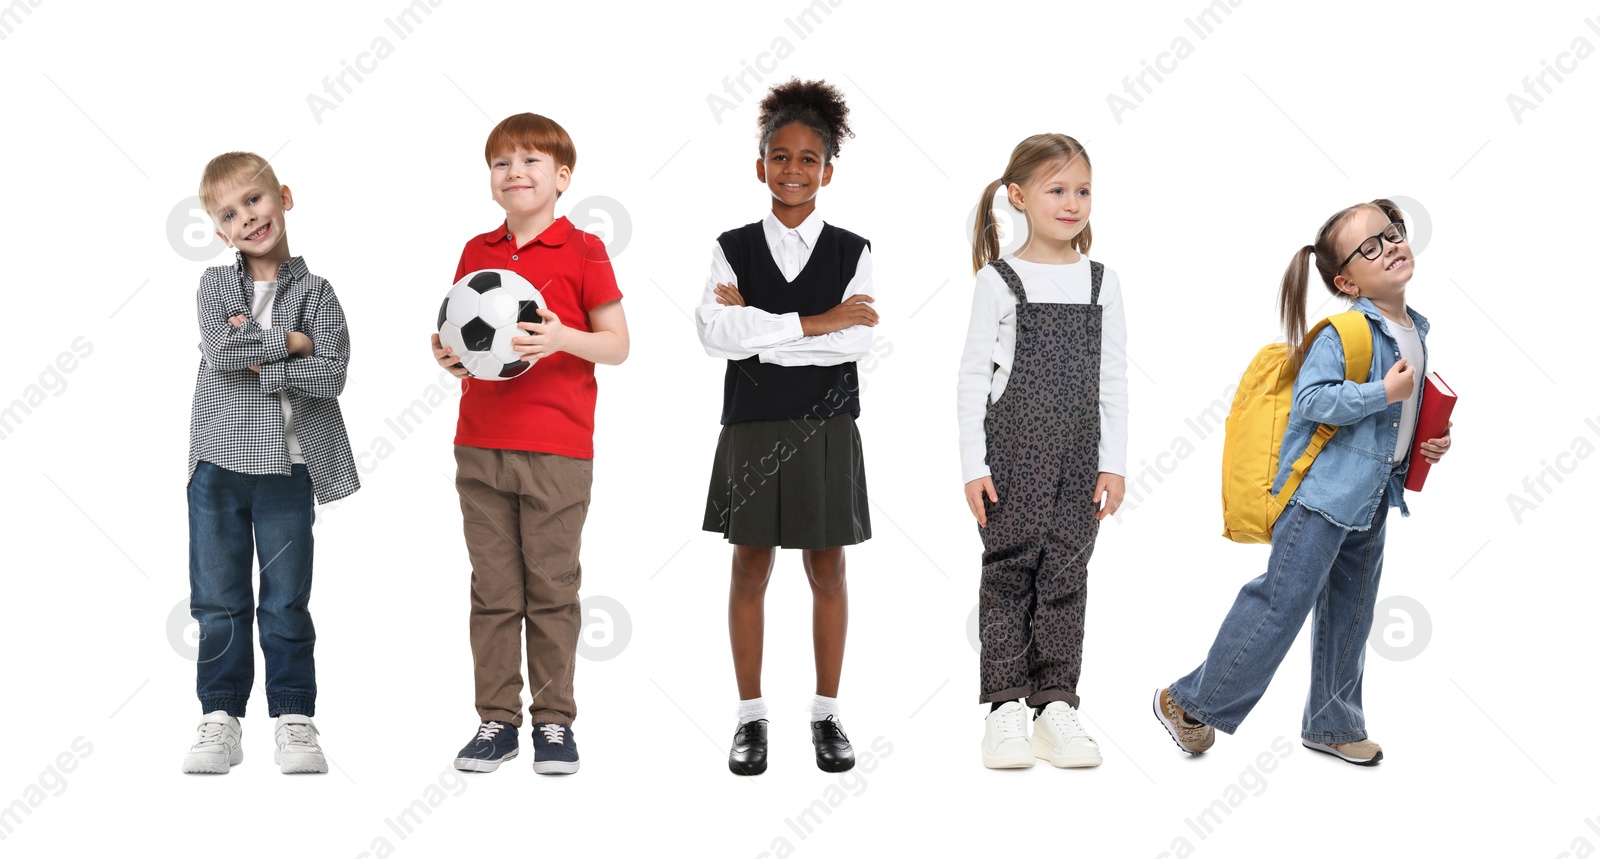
left=182, top=710, right=243, bottom=774
left=982, top=701, right=1035, bottom=769
left=1032, top=701, right=1102, bottom=768
left=274, top=714, right=328, bottom=774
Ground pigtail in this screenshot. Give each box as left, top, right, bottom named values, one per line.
left=1279, top=244, right=1314, bottom=358
left=1073, top=222, right=1093, bottom=256
left=971, top=178, right=1006, bottom=274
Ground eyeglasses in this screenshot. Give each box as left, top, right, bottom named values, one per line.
left=1336, top=221, right=1407, bottom=272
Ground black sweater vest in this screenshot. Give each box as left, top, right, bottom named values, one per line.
left=716, top=221, right=870, bottom=425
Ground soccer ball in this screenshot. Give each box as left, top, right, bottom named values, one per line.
left=437, top=269, right=547, bottom=380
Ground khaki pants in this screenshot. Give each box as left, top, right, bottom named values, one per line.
left=454, top=445, right=592, bottom=726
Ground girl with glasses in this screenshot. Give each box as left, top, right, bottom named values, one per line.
left=1153, top=198, right=1455, bottom=766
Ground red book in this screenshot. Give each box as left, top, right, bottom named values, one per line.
left=1405, top=372, right=1457, bottom=491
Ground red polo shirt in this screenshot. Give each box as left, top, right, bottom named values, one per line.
left=452, top=216, right=622, bottom=458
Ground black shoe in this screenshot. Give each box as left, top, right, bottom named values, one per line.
left=810, top=715, right=855, bottom=772
left=728, top=719, right=768, bottom=775
left=453, top=721, right=518, bottom=773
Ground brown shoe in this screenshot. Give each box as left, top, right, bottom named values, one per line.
left=1303, top=738, right=1382, bottom=766
left=1153, top=688, right=1215, bottom=755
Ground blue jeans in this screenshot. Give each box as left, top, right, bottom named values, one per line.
left=1169, top=494, right=1389, bottom=743
left=188, top=460, right=317, bottom=717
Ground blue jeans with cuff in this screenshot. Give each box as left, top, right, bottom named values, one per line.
left=188, top=460, right=317, bottom=717
left=1169, top=493, right=1390, bottom=744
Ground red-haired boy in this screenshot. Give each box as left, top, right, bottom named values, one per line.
left=430, top=114, right=628, bottom=775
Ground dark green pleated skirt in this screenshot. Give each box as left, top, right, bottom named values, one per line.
left=702, top=414, right=871, bottom=550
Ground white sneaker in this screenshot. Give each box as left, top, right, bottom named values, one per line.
left=1032, top=701, right=1102, bottom=768
left=273, top=714, right=328, bottom=774
left=182, top=710, right=243, bottom=774
left=982, top=701, right=1035, bottom=769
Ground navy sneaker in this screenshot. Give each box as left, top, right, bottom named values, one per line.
left=531, top=722, right=579, bottom=774
left=454, top=721, right=518, bottom=772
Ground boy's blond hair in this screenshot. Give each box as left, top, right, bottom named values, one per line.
left=199, top=152, right=281, bottom=223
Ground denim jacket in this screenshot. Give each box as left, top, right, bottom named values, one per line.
left=1269, top=297, right=1429, bottom=531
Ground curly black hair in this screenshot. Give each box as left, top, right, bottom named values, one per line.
left=756, top=78, right=854, bottom=162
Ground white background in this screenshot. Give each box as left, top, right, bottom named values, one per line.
left=1, top=0, right=1595, bottom=856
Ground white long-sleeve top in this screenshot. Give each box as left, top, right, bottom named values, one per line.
left=695, top=210, right=875, bottom=366
left=957, top=255, right=1128, bottom=484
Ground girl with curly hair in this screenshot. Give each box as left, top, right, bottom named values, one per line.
left=695, top=77, right=879, bottom=776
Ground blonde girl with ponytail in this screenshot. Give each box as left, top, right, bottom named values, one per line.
left=958, top=133, right=1129, bottom=769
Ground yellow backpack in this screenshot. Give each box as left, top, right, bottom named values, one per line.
left=1220, top=311, right=1372, bottom=543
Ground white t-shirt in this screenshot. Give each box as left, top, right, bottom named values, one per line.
left=1386, top=311, right=1425, bottom=460
left=955, top=255, right=1129, bottom=483
left=252, top=280, right=305, bottom=464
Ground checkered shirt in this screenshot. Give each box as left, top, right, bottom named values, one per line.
left=187, top=252, right=359, bottom=504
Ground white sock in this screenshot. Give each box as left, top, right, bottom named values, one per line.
left=811, top=694, right=841, bottom=723
left=737, top=697, right=768, bottom=726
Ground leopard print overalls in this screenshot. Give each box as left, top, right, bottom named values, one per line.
left=978, top=258, right=1104, bottom=709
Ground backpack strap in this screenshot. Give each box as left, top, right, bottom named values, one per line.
left=1269, top=310, right=1374, bottom=515
left=988, top=259, right=1028, bottom=305
left=1325, top=311, right=1372, bottom=379
left=1089, top=261, right=1103, bottom=305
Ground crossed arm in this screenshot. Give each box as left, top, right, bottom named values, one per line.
left=693, top=243, right=878, bottom=364
left=197, top=278, right=350, bottom=398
